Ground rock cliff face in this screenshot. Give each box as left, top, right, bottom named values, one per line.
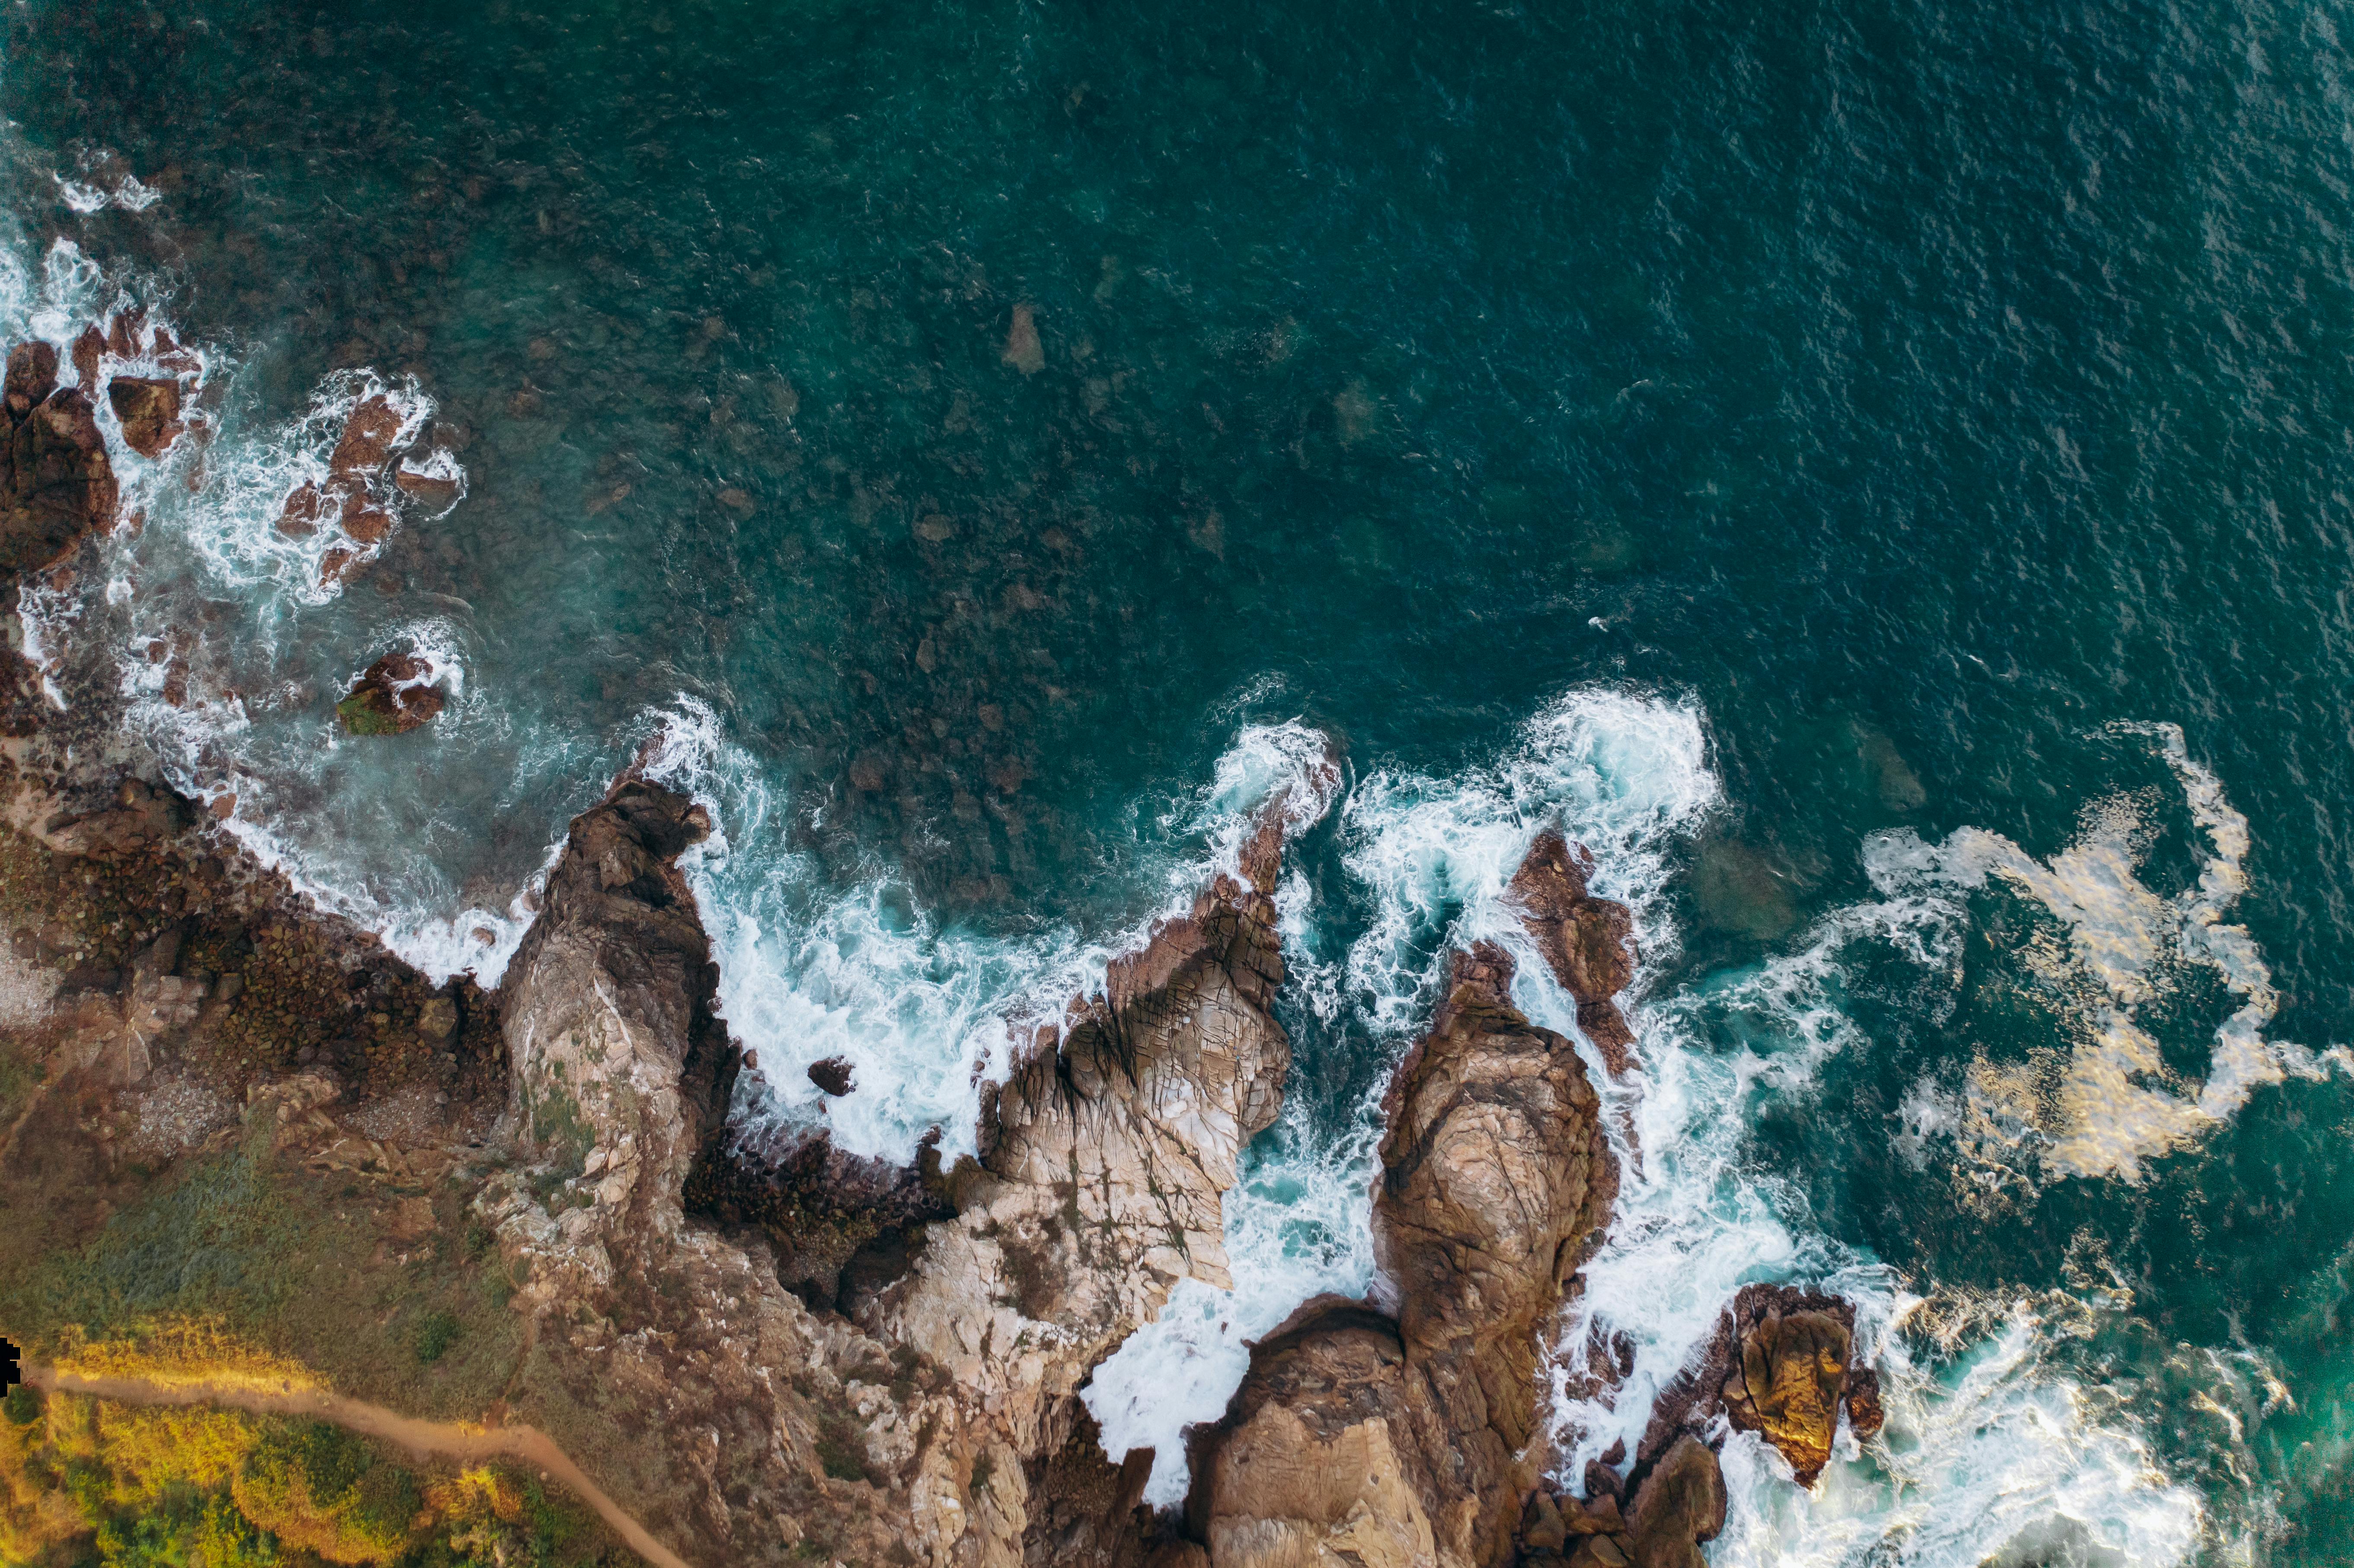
left=1186, top=911, right=1619, bottom=1568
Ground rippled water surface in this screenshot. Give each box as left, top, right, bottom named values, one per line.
left=10, top=0, right=2354, bottom=1559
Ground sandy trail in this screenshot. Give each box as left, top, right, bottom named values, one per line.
left=24, top=1364, right=694, bottom=1568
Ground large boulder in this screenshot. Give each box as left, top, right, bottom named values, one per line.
left=1507, top=831, right=1639, bottom=1073
left=1187, top=937, right=1618, bottom=1568
left=1186, top=1300, right=1444, bottom=1568
left=1635, top=1284, right=1883, bottom=1490
left=0, top=342, right=118, bottom=576
left=106, top=375, right=184, bottom=459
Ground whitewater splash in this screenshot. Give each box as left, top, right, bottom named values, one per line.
left=640, top=695, right=1346, bottom=1165
left=1087, top=689, right=1720, bottom=1506
left=1089, top=702, right=2251, bottom=1560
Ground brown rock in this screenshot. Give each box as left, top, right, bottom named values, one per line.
left=107, top=375, right=184, bottom=458
left=807, top=1056, right=854, bottom=1097
left=1509, top=830, right=1640, bottom=1074
left=6, top=342, right=57, bottom=416
left=328, top=393, right=406, bottom=479
left=392, top=458, right=461, bottom=509
left=1191, top=938, right=1619, bottom=1568
left=1187, top=1300, right=1443, bottom=1568
left=336, top=653, right=445, bottom=735
left=1635, top=1284, right=1878, bottom=1491
left=0, top=367, right=119, bottom=575
left=275, top=482, right=324, bottom=538
left=71, top=324, right=105, bottom=390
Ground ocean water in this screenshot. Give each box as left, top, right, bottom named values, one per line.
left=10, top=0, right=2354, bottom=1560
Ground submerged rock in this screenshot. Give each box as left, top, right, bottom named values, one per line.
left=1004, top=302, right=1046, bottom=374
left=106, top=375, right=184, bottom=459
left=335, top=653, right=445, bottom=735
left=0, top=341, right=118, bottom=575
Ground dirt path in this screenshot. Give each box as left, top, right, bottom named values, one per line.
left=25, top=1364, right=694, bottom=1568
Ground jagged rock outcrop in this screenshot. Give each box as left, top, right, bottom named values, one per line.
left=1186, top=915, right=1618, bottom=1568
left=492, top=779, right=725, bottom=1291
left=106, top=375, right=183, bottom=459
left=1634, top=1284, right=1882, bottom=1491
left=1507, top=831, right=1638, bottom=1074
left=0, top=342, right=117, bottom=576
left=478, top=774, right=1323, bottom=1566
left=1517, top=1434, right=1725, bottom=1568
left=869, top=844, right=1294, bottom=1453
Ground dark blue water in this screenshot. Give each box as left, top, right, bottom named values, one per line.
left=9, top=0, right=2354, bottom=1558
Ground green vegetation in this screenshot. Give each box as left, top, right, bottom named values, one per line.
left=0, top=1137, right=525, bottom=1419
left=411, top=1312, right=461, bottom=1367
left=0, top=1390, right=628, bottom=1567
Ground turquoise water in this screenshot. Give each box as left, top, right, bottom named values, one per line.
left=10, top=0, right=2354, bottom=1558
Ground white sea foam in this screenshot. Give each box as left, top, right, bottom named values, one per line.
left=1864, top=720, right=2316, bottom=1183
left=1539, top=723, right=2256, bottom=1566
left=639, top=696, right=1343, bottom=1166
left=1087, top=689, right=1720, bottom=1506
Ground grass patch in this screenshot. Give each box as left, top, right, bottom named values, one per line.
left=0, top=1141, right=525, bottom=1421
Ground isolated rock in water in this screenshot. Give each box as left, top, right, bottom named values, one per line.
left=806, top=1055, right=854, bottom=1096
left=1003, top=302, right=1045, bottom=374
left=335, top=653, right=445, bottom=735
left=1509, top=829, right=1641, bottom=1073
left=1192, top=939, right=1618, bottom=1568
left=1720, top=1296, right=1853, bottom=1485
left=107, top=375, right=183, bottom=459
left=1634, top=1283, right=1879, bottom=1491
left=0, top=343, right=118, bottom=575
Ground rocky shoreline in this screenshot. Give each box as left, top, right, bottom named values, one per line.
left=0, top=327, right=1884, bottom=1567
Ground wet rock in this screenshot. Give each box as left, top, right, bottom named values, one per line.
left=1508, top=830, right=1640, bottom=1073
left=1189, top=938, right=1618, bottom=1568
left=1520, top=1435, right=1724, bottom=1568
left=107, top=375, right=184, bottom=459
left=329, top=393, right=406, bottom=479
left=335, top=653, right=445, bottom=735
left=275, top=481, right=324, bottom=537
left=70, top=325, right=104, bottom=391
left=1003, top=302, right=1045, bottom=375
left=6, top=342, right=56, bottom=416
left=1634, top=1284, right=1879, bottom=1490
left=0, top=344, right=119, bottom=575
left=806, top=1055, right=854, bottom=1096
left=874, top=852, right=1295, bottom=1429
left=392, top=457, right=462, bottom=509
